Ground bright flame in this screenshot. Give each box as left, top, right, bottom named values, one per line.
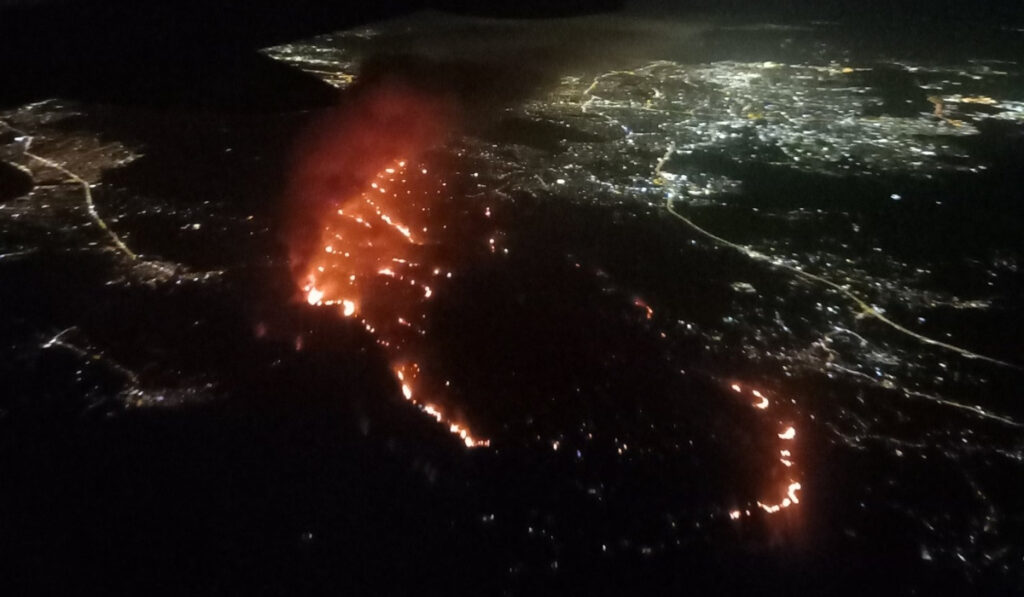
left=787, top=482, right=802, bottom=504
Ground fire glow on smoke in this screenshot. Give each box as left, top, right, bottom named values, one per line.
left=284, top=81, right=802, bottom=513
left=286, top=84, right=488, bottom=447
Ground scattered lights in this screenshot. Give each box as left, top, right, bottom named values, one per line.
left=778, top=427, right=797, bottom=440
left=342, top=299, right=356, bottom=317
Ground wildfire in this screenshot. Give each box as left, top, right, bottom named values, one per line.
left=283, top=80, right=490, bottom=448
left=395, top=362, right=489, bottom=448
left=633, top=297, right=654, bottom=320
left=296, top=155, right=489, bottom=448
left=727, top=382, right=804, bottom=519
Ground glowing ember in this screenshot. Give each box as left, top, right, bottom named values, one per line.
left=633, top=297, right=654, bottom=320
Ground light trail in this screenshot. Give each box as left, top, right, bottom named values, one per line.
left=656, top=143, right=1020, bottom=371
left=1, top=120, right=137, bottom=261
left=42, top=327, right=140, bottom=385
